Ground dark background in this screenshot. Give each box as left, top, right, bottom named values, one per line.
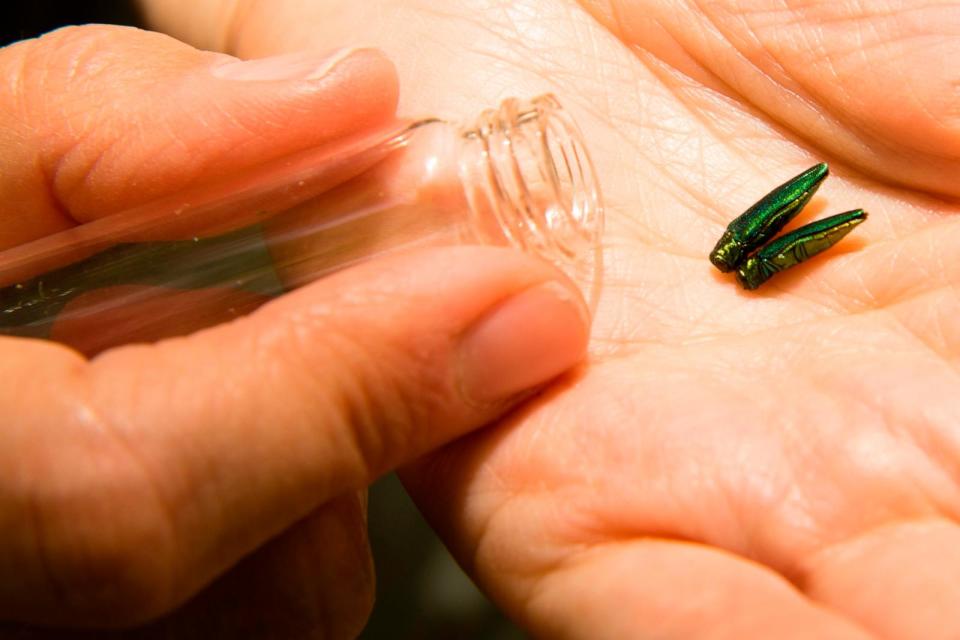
left=0, top=3, right=522, bottom=639
left=0, top=2, right=143, bottom=45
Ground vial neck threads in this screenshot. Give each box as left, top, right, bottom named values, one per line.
left=457, top=94, right=603, bottom=269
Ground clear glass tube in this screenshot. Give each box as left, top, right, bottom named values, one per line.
left=0, top=94, right=603, bottom=355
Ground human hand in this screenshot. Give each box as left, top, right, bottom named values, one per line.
left=144, top=0, right=960, bottom=637
left=0, top=25, right=589, bottom=637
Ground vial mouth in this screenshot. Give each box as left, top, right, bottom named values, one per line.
left=459, top=94, right=605, bottom=305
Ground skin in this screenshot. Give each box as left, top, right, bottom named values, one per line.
left=140, top=0, right=960, bottom=638
left=0, top=26, right=590, bottom=639
left=3, top=0, right=958, bottom=637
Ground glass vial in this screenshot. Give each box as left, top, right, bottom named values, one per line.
left=0, top=94, right=603, bottom=355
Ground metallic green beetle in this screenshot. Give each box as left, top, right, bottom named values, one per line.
left=709, top=163, right=829, bottom=273
left=735, top=209, right=867, bottom=290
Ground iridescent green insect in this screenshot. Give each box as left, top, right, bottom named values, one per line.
left=709, top=163, right=829, bottom=272
left=735, top=209, right=867, bottom=290
left=709, top=163, right=867, bottom=289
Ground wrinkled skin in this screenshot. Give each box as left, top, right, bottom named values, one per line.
left=0, top=25, right=590, bottom=640
left=117, top=0, right=960, bottom=637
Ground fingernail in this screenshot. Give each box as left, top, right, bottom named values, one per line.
left=459, top=281, right=590, bottom=404
left=211, top=48, right=360, bottom=82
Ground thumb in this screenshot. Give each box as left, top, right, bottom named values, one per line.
left=0, top=24, right=397, bottom=249
left=1, top=246, right=590, bottom=626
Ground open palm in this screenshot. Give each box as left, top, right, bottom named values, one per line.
left=152, top=0, right=960, bottom=636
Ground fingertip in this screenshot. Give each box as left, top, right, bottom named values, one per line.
left=320, top=47, right=400, bottom=117
left=209, top=47, right=399, bottom=125
left=458, top=279, right=590, bottom=404
left=0, top=25, right=402, bottom=237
